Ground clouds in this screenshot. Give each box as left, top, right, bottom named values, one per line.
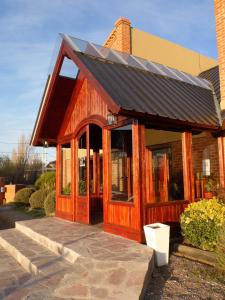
left=0, top=0, right=217, bottom=156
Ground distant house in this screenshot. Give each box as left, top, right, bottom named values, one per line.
left=31, top=4, right=225, bottom=242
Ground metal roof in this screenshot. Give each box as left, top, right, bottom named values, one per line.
left=199, top=66, right=220, bottom=102
left=63, top=35, right=211, bottom=90
left=74, top=51, right=221, bottom=128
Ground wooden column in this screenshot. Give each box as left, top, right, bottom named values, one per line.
left=86, top=125, right=90, bottom=224
left=71, top=138, right=76, bottom=221
left=102, top=127, right=110, bottom=225
left=56, top=144, right=61, bottom=213
left=132, top=122, right=146, bottom=235
left=182, top=132, right=194, bottom=201
left=218, top=136, right=225, bottom=187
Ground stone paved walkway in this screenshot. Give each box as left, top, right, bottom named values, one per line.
left=0, top=217, right=154, bottom=299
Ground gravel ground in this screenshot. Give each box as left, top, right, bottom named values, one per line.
left=145, top=255, right=225, bottom=300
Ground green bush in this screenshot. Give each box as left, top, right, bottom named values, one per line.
left=216, top=222, right=225, bottom=270
left=35, top=172, right=56, bottom=193
left=29, top=189, right=47, bottom=209
left=44, top=190, right=56, bottom=216
left=14, top=187, right=34, bottom=204
left=180, top=198, right=225, bottom=251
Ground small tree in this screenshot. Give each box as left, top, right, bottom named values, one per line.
left=11, top=134, right=43, bottom=184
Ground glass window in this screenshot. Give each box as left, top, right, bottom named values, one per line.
left=61, top=143, right=71, bottom=195
left=192, top=132, right=219, bottom=198
left=145, top=129, right=184, bottom=202
left=78, top=132, right=87, bottom=196
left=111, top=125, right=133, bottom=202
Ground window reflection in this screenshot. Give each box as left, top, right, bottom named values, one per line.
left=111, top=125, right=133, bottom=202
left=61, top=143, right=71, bottom=195
left=78, top=132, right=87, bottom=196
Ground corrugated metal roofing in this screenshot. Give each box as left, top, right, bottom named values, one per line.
left=64, top=34, right=211, bottom=90
left=199, top=66, right=220, bottom=102
left=75, top=51, right=221, bottom=128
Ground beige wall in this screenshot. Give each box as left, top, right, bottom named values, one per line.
left=131, top=28, right=217, bottom=75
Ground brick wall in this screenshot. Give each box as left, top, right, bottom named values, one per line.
left=104, top=17, right=131, bottom=54
left=215, top=0, right=225, bottom=110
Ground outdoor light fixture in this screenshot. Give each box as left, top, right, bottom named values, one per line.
left=107, top=113, right=117, bottom=125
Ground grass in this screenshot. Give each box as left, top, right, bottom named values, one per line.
left=4, top=202, right=46, bottom=218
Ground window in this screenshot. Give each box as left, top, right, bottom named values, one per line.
left=146, top=129, right=184, bottom=202
left=111, top=125, right=133, bottom=202
left=192, top=132, right=219, bottom=198
left=78, top=132, right=87, bottom=196
left=61, top=143, right=71, bottom=195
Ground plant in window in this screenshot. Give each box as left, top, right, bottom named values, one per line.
left=204, top=178, right=215, bottom=199
left=63, top=182, right=71, bottom=195
left=79, top=180, right=86, bottom=195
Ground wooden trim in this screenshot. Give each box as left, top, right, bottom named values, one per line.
left=32, top=44, right=65, bottom=145
left=56, top=144, right=61, bottom=211
left=57, top=116, right=106, bottom=144
left=218, top=136, right=225, bottom=187
left=71, top=137, right=76, bottom=221
left=120, top=109, right=220, bottom=131
left=55, top=210, right=73, bottom=221
left=145, top=200, right=189, bottom=208
left=62, top=40, right=120, bottom=114
left=87, top=124, right=90, bottom=224
left=108, top=201, right=134, bottom=207
left=104, top=223, right=142, bottom=242
left=58, top=71, right=85, bottom=137
left=182, top=132, right=194, bottom=201
left=104, top=118, right=134, bottom=130
left=102, top=127, right=110, bottom=224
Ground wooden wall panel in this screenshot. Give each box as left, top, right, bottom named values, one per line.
left=59, top=79, right=108, bottom=138
left=145, top=201, right=189, bottom=224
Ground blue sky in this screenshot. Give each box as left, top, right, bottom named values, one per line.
left=0, top=0, right=217, bottom=161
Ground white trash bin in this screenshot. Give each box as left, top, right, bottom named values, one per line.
left=144, top=223, right=170, bottom=267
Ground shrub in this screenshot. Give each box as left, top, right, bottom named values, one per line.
left=216, top=222, right=225, bottom=270
left=14, top=187, right=34, bottom=204
left=29, top=189, right=47, bottom=209
left=180, top=198, right=225, bottom=251
left=35, top=172, right=56, bottom=193
left=44, top=190, right=56, bottom=216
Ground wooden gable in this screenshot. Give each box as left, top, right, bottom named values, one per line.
left=58, top=74, right=108, bottom=139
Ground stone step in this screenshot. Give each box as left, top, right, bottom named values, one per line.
left=0, top=228, right=71, bottom=275
left=16, top=221, right=81, bottom=264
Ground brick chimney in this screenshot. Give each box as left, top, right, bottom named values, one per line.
left=215, top=0, right=225, bottom=110
left=104, top=17, right=131, bottom=54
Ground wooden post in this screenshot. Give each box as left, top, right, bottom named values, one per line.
left=132, top=122, right=145, bottom=236
left=218, top=136, right=225, bottom=187
left=71, top=138, right=76, bottom=221
left=102, top=127, right=110, bottom=225
left=182, top=132, right=194, bottom=201
left=56, top=144, right=61, bottom=213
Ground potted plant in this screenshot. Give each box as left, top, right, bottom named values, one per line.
left=204, top=178, right=214, bottom=199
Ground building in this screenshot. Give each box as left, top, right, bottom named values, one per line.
left=31, top=2, right=225, bottom=242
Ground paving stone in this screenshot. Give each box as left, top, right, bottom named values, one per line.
left=0, top=217, right=154, bottom=299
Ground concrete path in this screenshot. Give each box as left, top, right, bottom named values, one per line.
left=0, top=217, right=154, bottom=300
